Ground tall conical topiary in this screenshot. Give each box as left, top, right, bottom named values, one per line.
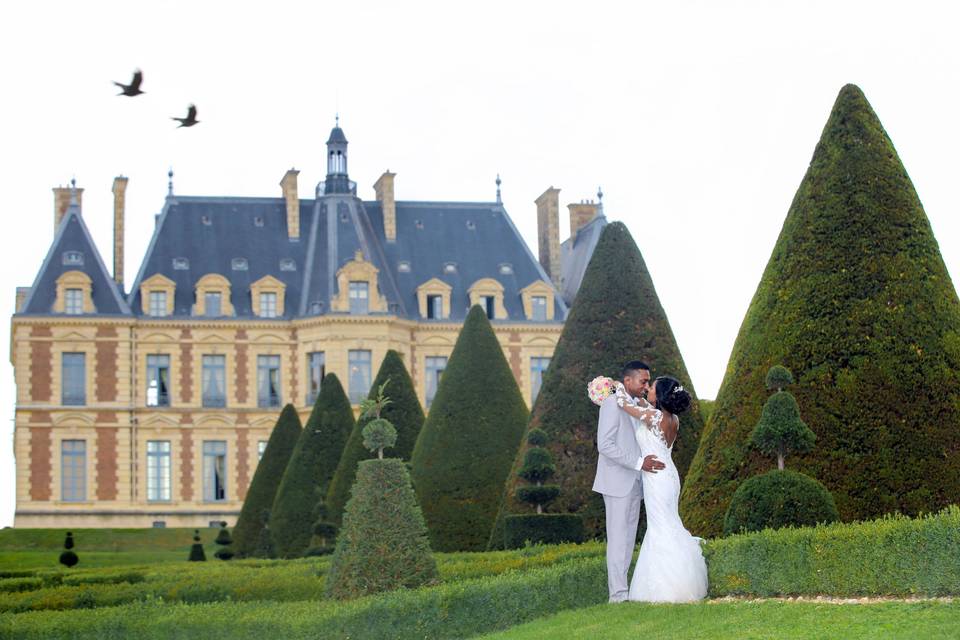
left=410, top=305, right=529, bottom=551
left=233, top=404, right=302, bottom=557
left=326, top=350, right=425, bottom=524
left=490, top=222, right=705, bottom=545
left=681, top=84, right=960, bottom=538
left=270, top=373, right=354, bottom=557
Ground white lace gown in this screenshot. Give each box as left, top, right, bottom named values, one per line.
left=622, top=400, right=708, bottom=603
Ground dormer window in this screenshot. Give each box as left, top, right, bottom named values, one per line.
left=279, top=259, right=296, bottom=272
left=251, top=275, right=286, bottom=318
left=231, top=258, right=248, bottom=271
left=62, top=251, right=84, bottom=266
left=499, top=263, right=513, bottom=275
left=55, top=271, right=95, bottom=315
left=520, top=280, right=556, bottom=322
left=417, top=278, right=452, bottom=320
left=65, top=289, right=83, bottom=315
left=443, top=263, right=458, bottom=274
left=427, top=295, right=442, bottom=319
left=140, top=273, right=175, bottom=317
left=349, top=281, right=369, bottom=314
left=468, top=278, right=507, bottom=320
left=330, top=251, right=388, bottom=314
left=531, top=296, right=547, bottom=321
left=193, top=274, right=233, bottom=317
left=172, top=257, right=190, bottom=270
left=398, top=261, right=411, bottom=273
left=259, top=292, right=277, bottom=318
left=148, top=291, right=168, bottom=317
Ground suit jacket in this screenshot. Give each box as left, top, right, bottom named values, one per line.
left=592, top=394, right=644, bottom=498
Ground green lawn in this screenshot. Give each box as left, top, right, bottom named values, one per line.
left=0, top=550, right=189, bottom=570
left=477, top=600, right=960, bottom=640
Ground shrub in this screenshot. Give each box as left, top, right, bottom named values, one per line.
left=187, top=530, right=205, bottom=562
left=681, top=84, right=960, bottom=537
left=326, top=458, right=439, bottom=599
left=271, top=373, right=354, bottom=558
left=213, top=522, right=234, bottom=561
left=326, top=350, right=424, bottom=525
left=233, top=404, right=302, bottom=557
left=411, top=306, right=529, bottom=551
left=59, top=532, right=78, bottom=568
left=723, top=469, right=839, bottom=535
left=504, top=514, right=585, bottom=548
left=750, top=390, right=816, bottom=470
left=305, top=499, right=338, bottom=557
left=492, top=222, right=705, bottom=544
left=765, top=365, right=794, bottom=391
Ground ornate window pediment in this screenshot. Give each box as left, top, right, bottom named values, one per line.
left=468, top=278, right=507, bottom=320
left=140, top=273, right=175, bottom=317
left=55, top=270, right=95, bottom=314
left=250, top=275, right=286, bottom=318
left=519, top=280, right=556, bottom=321
left=193, top=274, right=234, bottom=317
left=417, top=278, right=453, bottom=320
left=330, top=251, right=388, bottom=314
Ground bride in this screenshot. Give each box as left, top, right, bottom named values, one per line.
left=617, top=376, right=708, bottom=602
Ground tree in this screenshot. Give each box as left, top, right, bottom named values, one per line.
left=188, top=530, right=206, bottom=562
left=58, top=531, right=78, bottom=568
left=326, top=350, right=424, bottom=525
left=682, top=84, right=960, bottom=537
left=750, top=367, right=816, bottom=470
left=490, top=222, right=705, bottom=544
left=270, top=373, right=354, bottom=557
left=214, top=521, right=234, bottom=560
left=411, top=305, right=529, bottom=551
left=326, top=391, right=438, bottom=599
left=232, top=404, right=302, bottom=557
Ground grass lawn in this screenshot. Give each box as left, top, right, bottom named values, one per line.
left=0, top=550, right=189, bottom=570
left=476, top=600, right=960, bottom=640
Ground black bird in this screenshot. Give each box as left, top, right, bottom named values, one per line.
left=172, top=104, right=199, bottom=127
left=114, top=69, right=144, bottom=96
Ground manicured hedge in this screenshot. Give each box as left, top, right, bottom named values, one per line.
left=681, top=84, right=960, bottom=537
left=504, top=515, right=584, bottom=549
left=707, top=505, right=960, bottom=597
left=492, top=221, right=705, bottom=544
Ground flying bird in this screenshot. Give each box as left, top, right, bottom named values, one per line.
left=172, top=104, right=199, bottom=128
left=113, top=69, right=144, bottom=96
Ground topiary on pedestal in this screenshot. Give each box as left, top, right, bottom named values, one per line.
left=58, top=532, right=78, bottom=568
left=188, top=530, right=206, bottom=562
left=214, top=521, right=234, bottom=560
left=233, top=404, right=302, bottom=558
left=504, top=428, right=583, bottom=548
left=327, top=351, right=424, bottom=525
left=271, top=373, right=354, bottom=558
left=305, top=498, right=338, bottom=557
left=724, top=366, right=839, bottom=535
left=326, top=385, right=438, bottom=599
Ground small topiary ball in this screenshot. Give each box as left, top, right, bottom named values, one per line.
left=362, top=418, right=398, bottom=454
left=765, top=365, right=794, bottom=391
left=526, top=428, right=548, bottom=447
left=63, top=532, right=75, bottom=550
left=723, top=469, right=839, bottom=535
left=59, top=550, right=79, bottom=568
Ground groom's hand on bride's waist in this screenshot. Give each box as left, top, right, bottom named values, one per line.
left=640, top=455, right=665, bottom=473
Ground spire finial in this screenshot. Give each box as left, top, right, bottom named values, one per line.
left=597, top=186, right=604, bottom=214
left=69, top=177, right=78, bottom=206
left=335, top=112, right=340, bottom=128
left=495, top=173, right=502, bottom=204
left=167, top=167, right=174, bottom=197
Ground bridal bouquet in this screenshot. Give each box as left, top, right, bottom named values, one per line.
left=587, top=376, right=618, bottom=406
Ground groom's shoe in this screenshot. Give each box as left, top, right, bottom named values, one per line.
left=608, top=596, right=628, bottom=604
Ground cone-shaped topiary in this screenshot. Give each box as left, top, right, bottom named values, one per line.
left=326, top=350, right=425, bottom=525
left=327, top=399, right=438, bottom=599
left=411, top=305, right=529, bottom=551
left=188, top=530, right=206, bottom=562
left=58, top=532, right=78, bottom=568
left=751, top=375, right=816, bottom=470
left=682, top=84, right=960, bottom=538
left=723, top=469, right=840, bottom=535
left=233, top=404, right=302, bottom=558
left=270, top=373, right=354, bottom=557
left=214, top=522, right=234, bottom=560
left=490, top=222, right=705, bottom=545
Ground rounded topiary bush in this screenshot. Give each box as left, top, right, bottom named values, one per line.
left=765, top=365, right=794, bottom=391
left=723, top=469, right=840, bottom=535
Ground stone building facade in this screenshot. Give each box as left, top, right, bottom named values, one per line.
left=10, top=125, right=605, bottom=528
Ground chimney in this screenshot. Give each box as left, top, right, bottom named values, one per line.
left=535, top=187, right=561, bottom=284
left=15, top=287, right=30, bottom=313
left=112, top=176, right=128, bottom=287
left=374, top=170, right=397, bottom=242
left=280, top=169, right=300, bottom=240
left=568, top=200, right=599, bottom=238
left=52, top=184, right=83, bottom=233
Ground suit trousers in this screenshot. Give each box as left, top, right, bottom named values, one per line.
left=602, top=479, right=643, bottom=602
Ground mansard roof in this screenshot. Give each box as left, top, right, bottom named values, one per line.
left=19, top=204, right=131, bottom=316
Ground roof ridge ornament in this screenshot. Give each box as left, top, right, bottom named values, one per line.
left=496, top=174, right=502, bottom=204
left=167, top=168, right=174, bottom=197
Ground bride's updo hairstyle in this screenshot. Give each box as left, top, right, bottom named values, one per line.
left=654, top=376, right=691, bottom=414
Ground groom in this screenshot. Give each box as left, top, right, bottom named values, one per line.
left=592, top=360, right=665, bottom=603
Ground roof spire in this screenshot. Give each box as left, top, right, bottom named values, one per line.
left=335, top=112, right=340, bottom=128
left=496, top=173, right=502, bottom=204
left=597, top=186, right=604, bottom=215
left=167, top=167, right=174, bottom=197
left=69, top=177, right=78, bottom=206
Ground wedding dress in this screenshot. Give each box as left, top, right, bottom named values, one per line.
left=621, top=397, right=708, bottom=602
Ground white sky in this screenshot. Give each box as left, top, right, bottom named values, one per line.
left=2, top=1, right=958, bottom=527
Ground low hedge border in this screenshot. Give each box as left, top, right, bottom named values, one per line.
left=706, top=505, right=960, bottom=597
left=0, top=557, right=608, bottom=639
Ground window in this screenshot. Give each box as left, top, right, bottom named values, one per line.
left=146, top=355, right=171, bottom=407
left=231, top=258, right=248, bottom=271
left=146, top=440, right=171, bottom=502
left=426, top=295, right=442, bottom=320
left=531, top=357, right=551, bottom=401
left=499, top=263, right=513, bottom=275
left=348, top=350, right=372, bottom=404
left=254, top=216, right=264, bottom=227
left=152, top=521, right=167, bottom=528
left=259, top=292, right=278, bottom=318
left=62, top=353, right=86, bottom=406
left=349, top=281, right=369, bottom=315
left=148, top=291, right=167, bottom=317
left=202, top=355, right=226, bottom=407
left=61, top=439, right=86, bottom=502
left=172, top=257, right=190, bottom=270
left=443, top=263, right=458, bottom=274
left=204, top=292, right=222, bottom=317
left=257, top=355, right=281, bottom=408
left=279, top=259, right=296, bottom=271
left=482, top=296, right=495, bottom=320
left=258, top=440, right=267, bottom=461
left=425, top=356, right=447, bottom=408
left=202, top=441, right=227, bottom=502
left=62, top=251, right=84, bottom=266
left=64, top=289, right=83, bottom=315
left=398, top=261, right=411, bottom=273
left=307, top=352, right=325, bottom=405
left=531, top=296, right=548, bottom=321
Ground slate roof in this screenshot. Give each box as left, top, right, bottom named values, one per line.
left=559, top=213, right=608, bottom=306
left=19, top=200, right=130, bottom=316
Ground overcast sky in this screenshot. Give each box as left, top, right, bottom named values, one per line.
left=2, top=1, right=958, bottom=527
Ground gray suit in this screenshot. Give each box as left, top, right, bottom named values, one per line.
left=592, top=394, right=644, bottom=602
